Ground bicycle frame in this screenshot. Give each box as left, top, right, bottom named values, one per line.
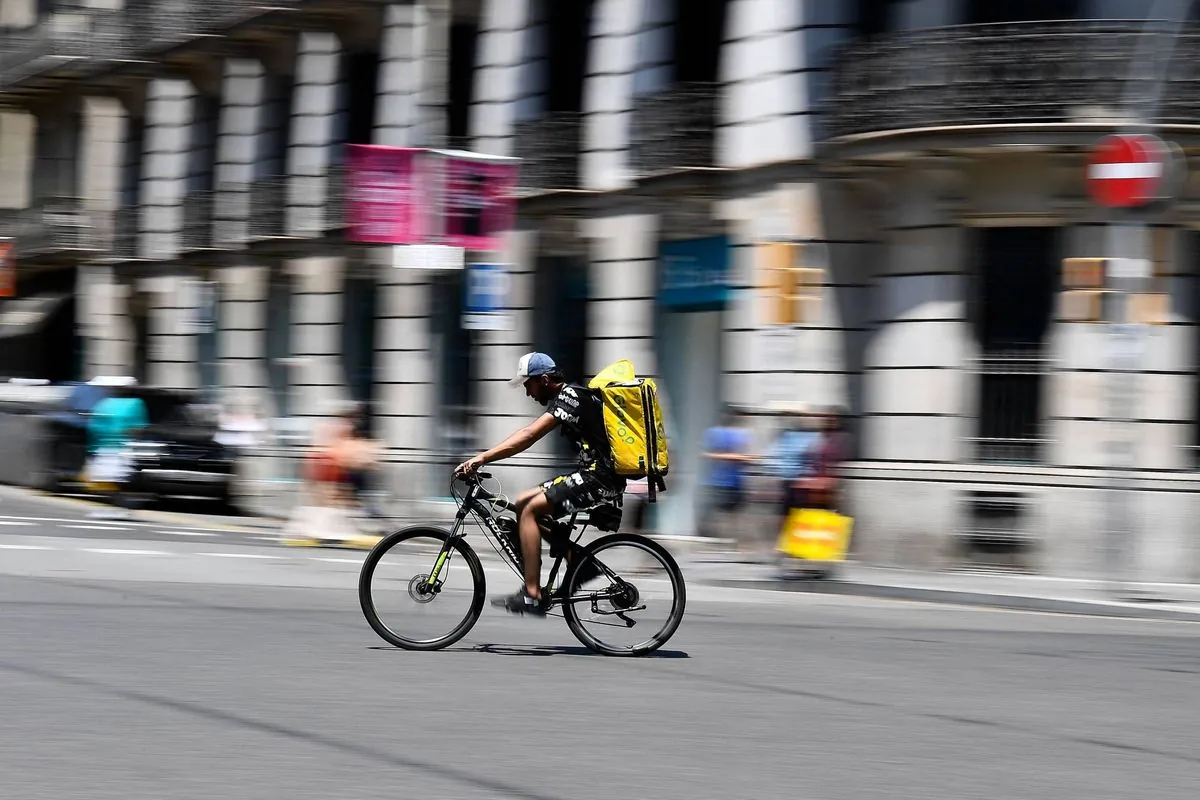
left=424, top=476, right=615, bottom=608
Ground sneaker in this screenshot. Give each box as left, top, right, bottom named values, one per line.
left=491, top=587, right=547, bottom=617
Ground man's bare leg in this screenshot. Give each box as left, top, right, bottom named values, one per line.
left=513, top=488, right=553, bottom=599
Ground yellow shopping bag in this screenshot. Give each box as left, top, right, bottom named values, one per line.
left=776, top=508, right=853, bottom=562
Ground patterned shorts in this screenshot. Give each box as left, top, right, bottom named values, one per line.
left=540, top=470, right=625, bottom=518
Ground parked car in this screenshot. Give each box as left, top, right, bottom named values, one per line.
left=125, top=402, right=238, bottom=508
left=34, top=382, right=238, bottom=508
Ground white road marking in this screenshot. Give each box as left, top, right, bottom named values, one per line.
left=158, top=530, right=218, bottom=537
left=84, top=548, right=168, bottom=556
left=198, top=552, right=282, bottom=560
left=311, top=557, right=363, bottom=564
left=0, top=544, right=55, bottom=550
left=0, top=513, right=266, bottom=536
left=0, top=520, right=35, bottom=526
left=63, top=524, right=135, bottom=531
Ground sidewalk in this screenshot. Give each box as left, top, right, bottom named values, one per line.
left=694, top=558, right=1200, bottom=622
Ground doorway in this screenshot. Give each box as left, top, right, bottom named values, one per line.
left=653, top=235, right=732, bottom=536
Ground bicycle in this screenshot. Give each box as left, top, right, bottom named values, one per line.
left=358, top=471, right=687, bottom=656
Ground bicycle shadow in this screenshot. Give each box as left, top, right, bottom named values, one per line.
left=466, top=643, right=690, bottom=659
left=367, top=644, right=690, bottom=659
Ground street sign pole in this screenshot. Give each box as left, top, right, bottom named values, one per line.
left=1099, top=1, right=1190, bottom=598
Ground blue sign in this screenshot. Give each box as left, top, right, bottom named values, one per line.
left=463, top=262, right=511, bottom=330
left=659, top=235, right=731, bottom=309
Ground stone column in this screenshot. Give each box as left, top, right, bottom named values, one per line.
left=720, top=0, right=808, bottom=167
left=78, top=265, right=131, bottom=379
left=287, top=256, right=347, bottom=419
left=140, top=78, right=193, bottom=260
left=580, top=0, right=646, bottom=191
left=145, top=274, right=199, bottom=389
left=213, top=58, right=263, bottom=247
left=376, top=0, right=451, bottom=148
left=470, top=0, right=535, bottom=156
left=217, top=264, right=271, bottom=413
left=862, top=163, right=972, bottom=464
left=287, top=32, right=343, bottom=236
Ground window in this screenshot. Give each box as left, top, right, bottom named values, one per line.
left=448, top=20, right=480, bottom=140
left=672, top=0, right=727, bottom=83
left=966, top=0, right=1082, bottom=24
left=256, top=73, right=294, bottom=179
left=342, top=50, right=380, bottom=147
left=970, top=227, right=1057, bottom=463
left=187, top=94, right=219, bottom=194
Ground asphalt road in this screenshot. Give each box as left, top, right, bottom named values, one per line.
left=2, top=492, right=1200, bottom=799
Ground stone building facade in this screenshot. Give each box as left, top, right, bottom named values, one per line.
left=3, top=0, right=1200, bottom=580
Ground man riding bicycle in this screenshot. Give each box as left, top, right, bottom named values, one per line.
left=455, top=352, right=624, bottom=616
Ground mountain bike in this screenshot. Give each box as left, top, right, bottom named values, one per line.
left=358, top=471, right=687, bottom=656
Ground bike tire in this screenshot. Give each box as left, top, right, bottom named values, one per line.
left=359, top=526, right=486, bottom=651
left=562, top=533, right=687, bottom=657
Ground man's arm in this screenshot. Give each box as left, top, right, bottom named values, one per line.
left=467, top=413, right=559, bottom=470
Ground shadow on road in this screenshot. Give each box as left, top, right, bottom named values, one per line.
left=368, top=644, right=691, bottom=658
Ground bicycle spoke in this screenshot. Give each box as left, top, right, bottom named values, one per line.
left=563, top=535, right=686, bottom=656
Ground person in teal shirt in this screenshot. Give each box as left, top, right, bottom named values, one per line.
left=89, top=388, right=149, bottom=455
left=86, top=387, right=149, bottom=514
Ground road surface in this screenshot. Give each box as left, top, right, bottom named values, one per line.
left=0, top=491, right=1198, bottom=799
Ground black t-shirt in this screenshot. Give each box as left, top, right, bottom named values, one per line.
left=547, top=384, right=613, bottom=472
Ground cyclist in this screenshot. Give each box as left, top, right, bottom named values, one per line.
left=455, top=352, right=623, bottom=615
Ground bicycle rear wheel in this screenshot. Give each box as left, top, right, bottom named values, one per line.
left=359, top=526, right=486, bottom=651
left=561, top=533, right=687, bottom=657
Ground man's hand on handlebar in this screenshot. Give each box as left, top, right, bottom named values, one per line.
left=454, top=455, right=487, bottom=479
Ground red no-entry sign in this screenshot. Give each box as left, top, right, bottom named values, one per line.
left=1087, top=133, right=1167, bottom=208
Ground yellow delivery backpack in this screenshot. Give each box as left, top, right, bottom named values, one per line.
left=588, top=360, right=670, bottom=501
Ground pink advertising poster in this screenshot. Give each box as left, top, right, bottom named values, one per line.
left=436, top=153, right=519, bottom=251
left=346, top=145, right=426, bottom=244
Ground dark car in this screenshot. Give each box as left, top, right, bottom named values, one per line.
left=125, top=405, right=238, bottom=508
left=35, top=383, right=237, bottom=508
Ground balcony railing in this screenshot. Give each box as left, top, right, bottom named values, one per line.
left=512, top=112, right=581, bottom=192
left=326, top=164, right=346, bottom=233
left=825, top=20, right=1200, bottom=140
left=288, top=167, right=346, bottom=238
left=248, top=177, right=288, bottom=240
left=0, top=9, right=127, bottom=90
left=3, top=198, right=100, bottom=260
left=213, top=182, right=251, bottom=248
left=112, top=207, right=141, bottom=261
left=181, top=191, right=216, bottom=252
left=630, top=82, right=718, bottom=177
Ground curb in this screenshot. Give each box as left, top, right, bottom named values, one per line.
left=710, top=578, right=1200, bottom=623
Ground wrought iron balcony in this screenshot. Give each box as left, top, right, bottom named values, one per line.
left=629, top=82, right=718, bottom=177
left=325, top=164, right=347, bottom=233
left=825, top=20, right=1200, bottom=141
left=111, top=207, right=141, bottom=261
left=248, top=177, right=288, bottom=240
left=181, top=191, right=216, bottom=252
left=287, top=167, right=346, bottom=238
left=4, top=198, right=100, bottom=260
left=213, top=182, right=251, bottom=248
left=512, top=112, right=582, bottom=192
left=120, top=0, right=298, bottom=58
left=0, top=9, right=127, bottom=91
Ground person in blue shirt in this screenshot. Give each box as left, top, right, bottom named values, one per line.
left=766, top=407, right=820, bottom=522
left=702, top=408, right=754, bottom=535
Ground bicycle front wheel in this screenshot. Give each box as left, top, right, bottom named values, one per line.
left=359, top=526, right=486, bottom=651
left=562, top=533, right=687, bottom=657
